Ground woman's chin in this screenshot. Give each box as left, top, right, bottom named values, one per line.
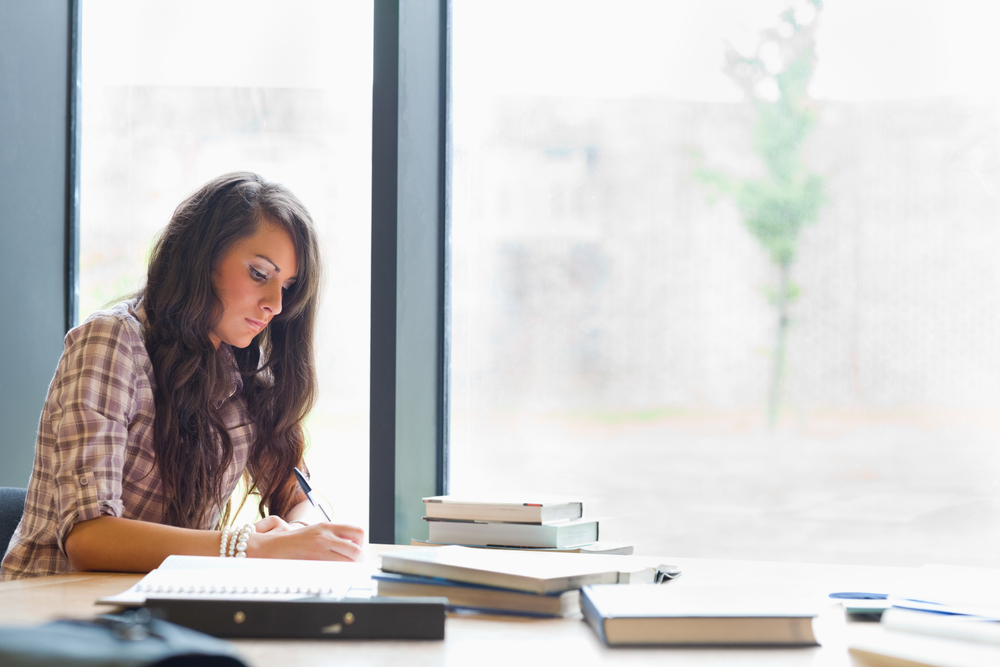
left=222, top=334, right=257, bottom=349
left=215, top=327, right=262, bottom=349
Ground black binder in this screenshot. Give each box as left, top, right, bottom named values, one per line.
left=144, top=596, right=446, bottom=640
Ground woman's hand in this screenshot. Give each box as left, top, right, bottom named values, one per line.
left=245, top=522, right=365, bottom=562
left=252, top=515, right=293, bottom=534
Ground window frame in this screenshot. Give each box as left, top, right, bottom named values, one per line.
left=0, top=0, right=82, bottom=487
left=370, top=0, right=451, bottom=544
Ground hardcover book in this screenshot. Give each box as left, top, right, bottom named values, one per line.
left=582, top=584, right=820, bottom=646
left=374, top=572, right=580, bottom=617
left=380, top=545, right=671, bottom=595
left=409, top=539, right=633, bottom=555
left=422, top=496, right=583, bottom=524
left=425, top=517, right=599, bottom=548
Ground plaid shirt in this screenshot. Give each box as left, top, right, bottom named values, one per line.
left=1, top=300, right=253, bottom=580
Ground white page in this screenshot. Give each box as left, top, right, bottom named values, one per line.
left=97, top=556, right=373, bottom=606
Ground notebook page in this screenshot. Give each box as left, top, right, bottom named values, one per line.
left=97, top=556, right=372, bottom=606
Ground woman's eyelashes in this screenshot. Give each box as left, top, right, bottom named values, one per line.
left=251, top=264, right=296, bottom=293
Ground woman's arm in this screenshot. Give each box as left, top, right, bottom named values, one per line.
left=65, top=511, right=364, bottom=573
left=64, top=516, right=225, bottom=573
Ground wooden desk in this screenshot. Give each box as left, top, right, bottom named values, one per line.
left=0, top=546, right=914, bottom=666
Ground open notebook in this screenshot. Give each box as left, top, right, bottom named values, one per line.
left=97, top=555, right=376, bottom=606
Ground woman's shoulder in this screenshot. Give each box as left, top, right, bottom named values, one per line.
left=65, top=299, right=147, bottom=356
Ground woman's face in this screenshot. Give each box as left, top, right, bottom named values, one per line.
left=210, top=220, right=299, bottom=349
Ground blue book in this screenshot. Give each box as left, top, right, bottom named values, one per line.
left=373, top=572, right=580, bottom=618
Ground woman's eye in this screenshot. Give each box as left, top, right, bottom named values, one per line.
left=250, top=268, right=267, bottom=281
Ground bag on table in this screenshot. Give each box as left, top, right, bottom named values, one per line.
left=0, top=608, right=248, bottom=667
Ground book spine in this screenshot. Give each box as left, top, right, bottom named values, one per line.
left=424, top=506, right=543, bottom=523
left=427, top=520, right=598, bottom=548
left=580, top=586, right=611, bottom=645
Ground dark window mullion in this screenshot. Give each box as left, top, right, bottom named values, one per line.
left=370, top=0, right=450, bottom=545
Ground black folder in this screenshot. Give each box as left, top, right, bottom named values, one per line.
left=144, top=596, right=446, bottom=640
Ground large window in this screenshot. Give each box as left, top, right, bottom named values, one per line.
left=80, top=1, right=373, bottom=527
left=450, top=0, right=1000, bottom=565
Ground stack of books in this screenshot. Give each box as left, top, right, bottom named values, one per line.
left=416, top=495, right=629, bottom=554
left=375, top=545, right=676, bottom=618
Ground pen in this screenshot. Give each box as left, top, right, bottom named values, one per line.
left=293, top=466, right=332, bottom=522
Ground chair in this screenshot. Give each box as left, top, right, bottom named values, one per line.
left=0, top=487, right=27, bottom=553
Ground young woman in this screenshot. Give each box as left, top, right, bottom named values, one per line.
left=1, top=172, right=363, bottom=580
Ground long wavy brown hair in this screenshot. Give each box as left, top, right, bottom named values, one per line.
left=141, top=172, right=321, bottom=528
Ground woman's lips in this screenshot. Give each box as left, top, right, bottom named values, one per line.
left=246, top=318, right=265, bottom=332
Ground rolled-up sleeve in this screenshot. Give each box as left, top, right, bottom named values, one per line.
left=46, top=315, right=139, bottom=553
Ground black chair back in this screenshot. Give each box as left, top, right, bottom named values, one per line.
left=0, top=487, right=27, bottom=554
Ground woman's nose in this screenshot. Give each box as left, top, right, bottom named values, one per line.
left=262, top=283, right=283, bottom=315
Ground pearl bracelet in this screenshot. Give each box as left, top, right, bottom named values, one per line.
left=227, top=526, right=240, bottom=557
left=220, top=523, right=255, bottom=557
left=219, top=527, right=231, bottom=557
left=234, top=523, right=254, bottom=558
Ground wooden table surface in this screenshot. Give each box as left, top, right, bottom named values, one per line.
left=0, top=545, right=915, bottom=666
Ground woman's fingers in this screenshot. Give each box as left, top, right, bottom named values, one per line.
left=325, top=523, right=366, bottom=547
left=316, top=524, right=365, bottom=561
left=247, top=522, right=365, bottom=561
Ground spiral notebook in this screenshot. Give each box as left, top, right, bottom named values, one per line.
left=97, top=555, right=375, bottom=607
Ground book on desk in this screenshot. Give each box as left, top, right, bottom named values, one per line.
left=423, top=516, right=600, bottom=549
left=380, top=545, right=672, bottom=594
left=418, top=494, right=632, bottom=554
left=410, top=538, right=634, bottom=555
left=374, top=571, right=581, bottom=618
left=376, top=545, right=678, bottom=617
left=581, top=584, right=821, bottom=647
left=387, top=492, right=673, bottom=618
left=422, top=495, right=584, bottom=524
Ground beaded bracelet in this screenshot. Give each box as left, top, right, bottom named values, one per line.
left=234, top=523, right=254, bottom=558
left=227, top=526, right=240, bottom=557
left=219, top=527, right=231, bottom=558
left=219, top=523, right=255, bottom=557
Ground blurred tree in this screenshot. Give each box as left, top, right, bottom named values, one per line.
left=698, top=0, right=826, bottom=426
